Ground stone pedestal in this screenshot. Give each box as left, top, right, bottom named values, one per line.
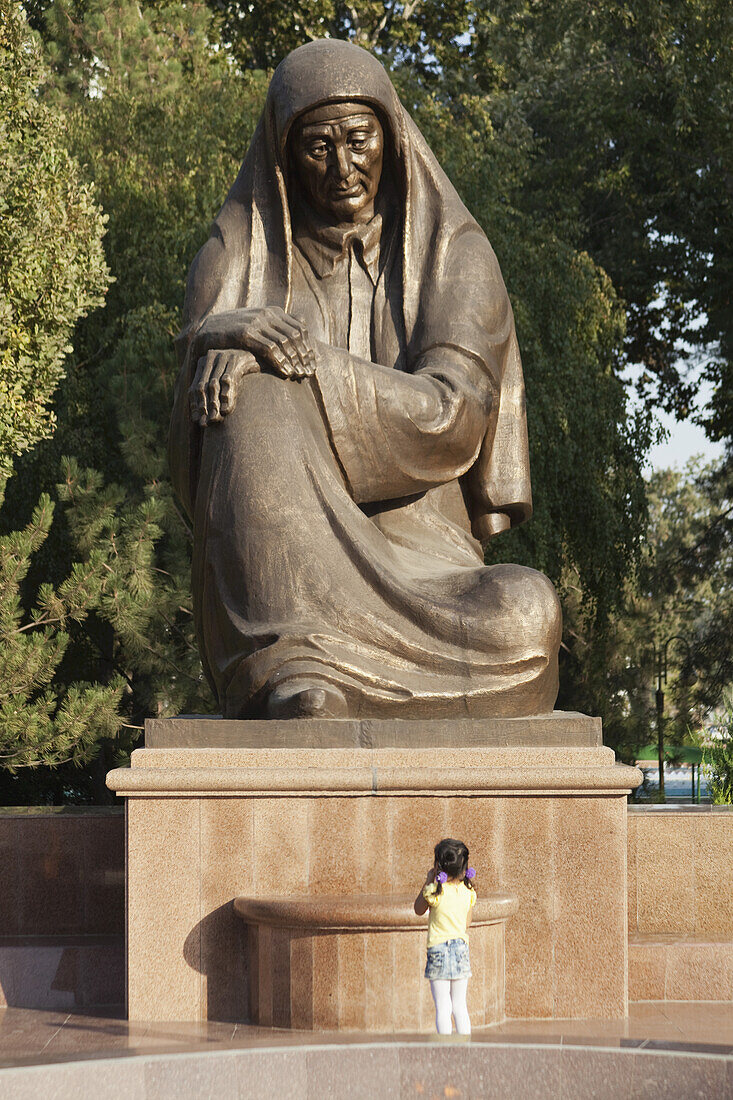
left=234, top=893, right=517, bottom=1030
left=107, top=713, right=641, bottom=1024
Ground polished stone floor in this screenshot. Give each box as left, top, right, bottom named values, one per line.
left=1, top=1002, right=732, bottom=1068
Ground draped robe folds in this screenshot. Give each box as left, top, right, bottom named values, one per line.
left=169, top=39, right=562, bottom=719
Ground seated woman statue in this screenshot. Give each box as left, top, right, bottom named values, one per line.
left=169, top=39, right=562, bottom=720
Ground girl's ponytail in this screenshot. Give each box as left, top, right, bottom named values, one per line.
left=433, top=838, right=472, bottom=891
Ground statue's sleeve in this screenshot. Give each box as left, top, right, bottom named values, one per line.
left=313, top=342, right=495, bottom=504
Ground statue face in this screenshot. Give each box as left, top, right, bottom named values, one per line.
left=291, top=102, right=384, bottom=225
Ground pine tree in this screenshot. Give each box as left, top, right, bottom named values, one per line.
left=0, top=491, right=124, bottom=770
left=0, top=3, right=122, bottom=778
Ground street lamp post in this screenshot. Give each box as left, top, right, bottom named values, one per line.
left=652, top=635, right=693, bottom=802
left=655, top=675, right=666, bottom=800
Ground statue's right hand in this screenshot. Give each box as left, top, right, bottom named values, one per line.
left=192, top=307, right=315, bottom=379
left=189, top=349, right=260, bottom=426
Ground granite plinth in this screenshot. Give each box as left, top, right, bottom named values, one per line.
left=107, top=716, right=641, bottom=1024
left=234, top=893, right=516, bottom=1030
left=144, top=711, right=601, bottom=749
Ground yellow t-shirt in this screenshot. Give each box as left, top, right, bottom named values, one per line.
left=422, top=881, right=477, bottom=947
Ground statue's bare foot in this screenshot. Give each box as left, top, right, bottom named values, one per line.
left=265, top=679, right=349, bottom=719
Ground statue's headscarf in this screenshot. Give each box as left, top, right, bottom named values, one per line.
left=171, top=39, right=532, bottom=544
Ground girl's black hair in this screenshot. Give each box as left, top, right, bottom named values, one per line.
left=433, top=838, right=476, bottom=895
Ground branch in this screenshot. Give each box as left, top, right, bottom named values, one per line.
left=134, top=636, right=201, bottom=682
left=158, top=611, right=199, bottom=655
left=75, top=620, right=136, bottom=692
left=347, top=5, right=362, bottom=37
left=1, top=751, right=86, bottom=768
left=367, top=10, right=391, bottom=49
left=402, top=0, right=423, bottom=20
left=171, top=499, right=194, bottom=544
left=10, top=613, right=62, bottom=635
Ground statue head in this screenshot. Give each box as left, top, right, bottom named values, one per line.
left=264, top=40, right=401, bottom=228
left=290, top=101, right=384, bottom=225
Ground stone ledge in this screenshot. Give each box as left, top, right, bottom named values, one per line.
left=108, top=761, right=641, bottom=796
left=233, top=891, right=518, bottom=931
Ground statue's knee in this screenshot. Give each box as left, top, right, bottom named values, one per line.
left=527, top=571, right=562, bottom=651
left=491, top=565, right=561, bottom=650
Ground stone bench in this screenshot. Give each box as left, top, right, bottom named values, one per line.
left=234, top=891, right=518, bottom=1031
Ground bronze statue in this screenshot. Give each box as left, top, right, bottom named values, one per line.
left=169, top=39, right=561, bottom=720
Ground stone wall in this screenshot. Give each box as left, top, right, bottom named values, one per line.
left=0, top=808, right=124, bottom=1009
left=3, top=805, right=733, bottom=1013
left=627, top=808, right=733, bottom=935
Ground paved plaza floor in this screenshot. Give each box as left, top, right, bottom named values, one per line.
left=1, top=1001, right=732, bottom=1065
left=1, top=1004, right=732, bottom=1098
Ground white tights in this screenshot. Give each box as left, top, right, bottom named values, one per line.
left=430, top=979, right=471, bottom=1035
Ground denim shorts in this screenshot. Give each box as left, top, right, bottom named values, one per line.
left=424, top=938, right=472, bottom=980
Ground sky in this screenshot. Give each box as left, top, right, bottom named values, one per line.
left=624, top=365, right=725, bottom=473
left=645, top=407, right=725, bottom=472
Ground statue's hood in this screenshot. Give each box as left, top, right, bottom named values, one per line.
left=266, top=39, right=405, bottom=169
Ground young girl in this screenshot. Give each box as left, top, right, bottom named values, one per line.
left=414, top=838, right=477, bottom=1036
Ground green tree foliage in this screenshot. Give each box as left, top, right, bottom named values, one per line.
left=2, top=1, right=267, bottom=803
left=7, top=0, right=645, bottom=783
left=0, top=486, right=125, bottom=771
left=0, top=3, right=124, bottom=786
left=678, top=460, right=733, bottom=702
left=207, top=0, right=473, bottom=73
left=559, top=460, right=732, bottom=760
left=7, top=0, right=701, bottom=801
left=466, top=0, right=732, bottom=440
left=0, top=0, right=109, bottom=481
left=45, top=0, right=218, bottom=98
left=700, top=703, right=733, bottom=804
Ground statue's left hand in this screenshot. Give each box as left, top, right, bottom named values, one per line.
left=189, top=349, right=260, bottom=426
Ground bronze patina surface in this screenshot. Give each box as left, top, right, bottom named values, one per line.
left=169, top=39, right=562, bottom=720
